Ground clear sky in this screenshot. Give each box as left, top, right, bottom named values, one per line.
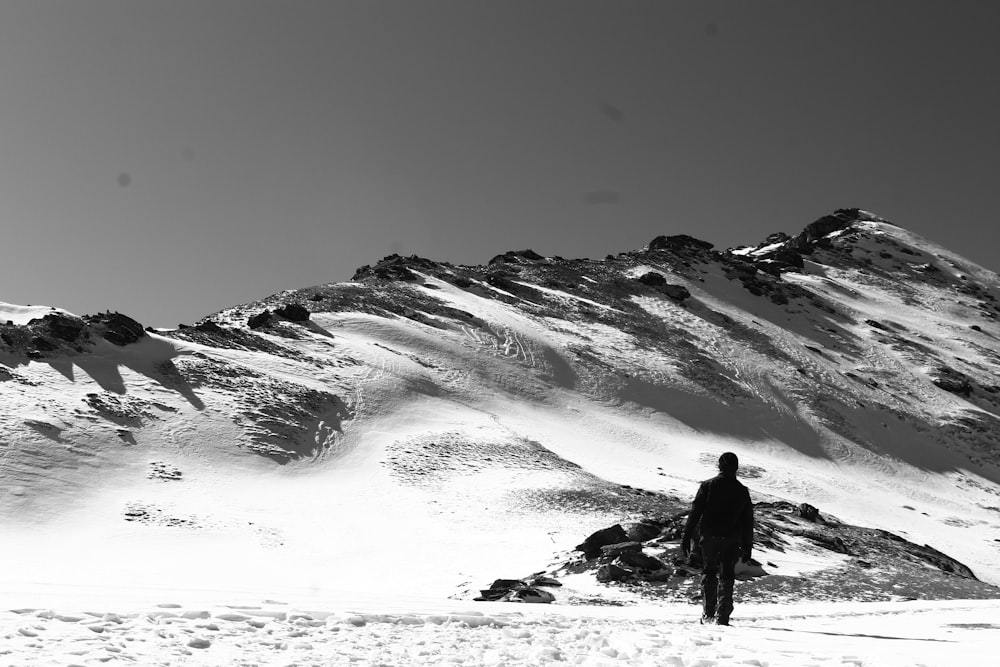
left=1, top=1, right=998, bottom=328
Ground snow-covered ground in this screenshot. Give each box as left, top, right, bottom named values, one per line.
left=3, top=592, right=998, bottom=666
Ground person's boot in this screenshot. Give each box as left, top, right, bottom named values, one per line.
left=717, top=578, right=735, bottom=626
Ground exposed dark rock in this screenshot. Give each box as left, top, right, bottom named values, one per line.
left=475, top=578, right=524, bottom=601
left=489, top=249, right=546, bottom=265
left=576, top=524, right=630, bottom=559
left=0, top=325, right=31, bottom=350
left=32, top=336, right=56, bottom=351
left=485, top=273, right=517, bottom=291
left=528, top=575, right=562, bottom=588
left=663, top=284, right=691, bottom=301
left=352, top=254, right=441, bottom=281
left=508, top=587, right=555, bottom=603
left=931, top=366, right=973, bottom=396
left=648, top=235, right=714, bottom=252
left=762, top=232, right=792, bottom=245
left=725, top=209, right=887, bottom=278
left=756, top=247, right=804, bottom=273
left=194, top=320, right=225, bottom=333
left=618, top=550, right=666, bottom=571
left=247, top=310, right=273, bottom=329
left=636, top=272, right=667, bottom=287
left=625, top=519, right=664, bottom=542
left=795, top=208, right=869, bottom=247
left=910, top=543, right=978, bottom=579
left=84, top=311, right=147, bottom=346
left=34, top=313, right=87, bottom=342
left=274, top=303, right=311, bottom=322
left=474, top=578, right=556, bottom=603
left=600, top=541, right=643, bottom=560
left=596, top=562, right=632, bottom=583
left=798, top=503, right=822, bottom=522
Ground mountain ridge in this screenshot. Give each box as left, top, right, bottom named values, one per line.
left=3, top=208, right=1000, bottom=605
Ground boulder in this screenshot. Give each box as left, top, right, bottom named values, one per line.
left=475, top=578, right=524, bottom=601
left=618, top=550, right=667, bottom=572
left=528, top=576, right=562, bottom=588
left=576, top=525, right=629, bottom=559
left=247, top=310, right=273, bottom=329
left=625, top=520, right=663, bottom=543
left=636, top=272, right=667, bottom=287
left=275, top=303, right=311, bottom=322
left=663, top=284, right=691, bottom=301
left=599, top=541, right=643, bottom=560
left=596, top=562, right=632, bottom=583
left=507, top=587, right=555, bottom=603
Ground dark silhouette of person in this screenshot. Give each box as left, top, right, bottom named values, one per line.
left=681, top=452, right=754, bottom=625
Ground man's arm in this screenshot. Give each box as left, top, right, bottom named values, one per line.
left=681, top=482, right=708, bottom=554
left=740, top=489, right=755, bottom=561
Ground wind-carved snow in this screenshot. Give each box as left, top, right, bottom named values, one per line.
left=513, top=280, right=624, bottom=312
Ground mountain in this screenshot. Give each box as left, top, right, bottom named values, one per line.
left=2, top=208, right=1000, bottom=606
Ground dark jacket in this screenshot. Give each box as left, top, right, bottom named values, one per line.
left=682, top=472, right=754, bottom=553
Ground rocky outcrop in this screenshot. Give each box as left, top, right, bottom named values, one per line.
left=489, top=249, right=546, bottom=265
left=474, top=577, right=559, bottom=603
left=596, top=562, right=632, bottom=583
left=636, top=272, right=666, bottom=287
left=663, top=284, right=691, bottom=301
left=84, top=312, right=146, bottom=346
left=0, top=312, right=92, bottom=358
left=624, top=519, right=664, bottom=542
left=247, top=310, right=273, bottom=329
left=540, top=500, right=992, bottom=604
left=635, top=273, right=691, bottom=301
left=647, top=235, right=714, bottom=253
left=35, top=313, right=87, bottom=342
left=274, top=303, right=311, bottom=322
left=576, top=525, right=629, bottom=559
left=798, top=503, right=822, bottom=522
left=725, top=208, right=892, bottom=280
left=352, top=254, right=444, bottom=282
left=930, top=365, right=974, bottom=397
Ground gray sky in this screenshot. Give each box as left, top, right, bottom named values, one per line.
left=1, top=1, right=998, bottom=328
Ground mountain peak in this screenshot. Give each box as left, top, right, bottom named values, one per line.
left=726, top=208, right=898, bottom=275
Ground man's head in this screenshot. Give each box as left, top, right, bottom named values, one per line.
left=718, top=452, right=739, bottom=474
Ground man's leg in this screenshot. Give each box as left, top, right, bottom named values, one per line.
left=700, top=538, right=721, bottom=620
left=716, top=539, right=740, bottom=625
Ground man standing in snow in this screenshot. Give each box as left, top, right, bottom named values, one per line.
left=681, top=452, right=754, bottom=626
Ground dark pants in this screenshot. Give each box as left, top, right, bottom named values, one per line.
left=700, top=536, right=739, bottom=622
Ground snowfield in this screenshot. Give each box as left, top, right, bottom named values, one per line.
left=3, top=592, right=999, bottom=666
